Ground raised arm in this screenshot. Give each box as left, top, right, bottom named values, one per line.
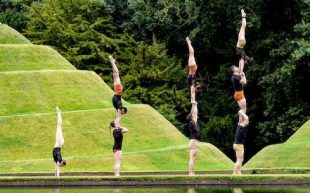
left=190, top=85, right=196, bottom=103
left=240, top=72, right=247, bottom=85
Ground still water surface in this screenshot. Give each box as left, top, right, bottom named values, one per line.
left=1, top=186, right=310, bottom=193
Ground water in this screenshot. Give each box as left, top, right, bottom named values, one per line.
left=1, top=186, right=310, bottom=193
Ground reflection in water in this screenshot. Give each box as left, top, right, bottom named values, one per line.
left=1, top=186, right=310, bottom=193
left=54, top=188, right=61, bottom=193
left=188, top=187, right=195, bottom=193
left=113, top=188, right=121, bottom=193
left=234, top=188, right=244, bottom=193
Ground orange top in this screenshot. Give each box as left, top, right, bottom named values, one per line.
left=114, top=84, right=123, bottom=95
left=189, top=65, right=197, bottom=75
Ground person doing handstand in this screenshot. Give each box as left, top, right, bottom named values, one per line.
left=52, top=106, right=66, bottom=177
left=109, top=55, right=127, bottom=124
left=236, top=9, right=252, bottom=73
left=230, top=65, right=249, bottom=127
left=186, top=37, right=200, bottom=88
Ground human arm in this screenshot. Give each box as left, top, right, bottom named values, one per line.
left=115, top=110, right=122, bottom=125
left=240, top=72, right=247, bottom=84
left=119, top=126, right=128, bottom=133
left=55, top=163, right=60, bottom=177
left=190, top=85, right=196, bottom=103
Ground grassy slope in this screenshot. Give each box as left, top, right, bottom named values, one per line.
left=0, top=25, right=233, bottom=173
left=0, top=106, right=232, bottom=173
left=0, top=24, right=31, bottom=44
left=245, top=120, right=310, bottom=169
left=0, top=71, right=117, bottom=116
left=0, top=45, right=76, bottom=71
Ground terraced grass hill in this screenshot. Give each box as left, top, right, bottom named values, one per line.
left=245, top=120, right=310, bottom=170
left=0, top=24, right=233, bottom=173
left=0, top=25, right=31, bottom=44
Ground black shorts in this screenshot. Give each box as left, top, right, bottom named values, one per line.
left=112, top=94, right=122, bottom=110
left=236, top=47, right=247, bottom=61
left=234, top=125, right=247, bottom=144
left=187, top=74, right=196, bottom=85
left=53, top=147, right=62, bottom=163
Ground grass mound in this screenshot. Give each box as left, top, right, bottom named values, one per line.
left=0, top=70, right=117, bottom=116
left=0, top=45, right=75, bottom=71
left=0, top=24, right=31, bottom=44
left=245, top=120, right=310, bottom=170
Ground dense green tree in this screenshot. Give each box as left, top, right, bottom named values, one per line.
left=25, top=0, right=188, bottom=130
left=253, top=0, right=310, bottom=145
left=0, top=0, right=32, bottom=31
left=122, top=0, right=188, bottom=43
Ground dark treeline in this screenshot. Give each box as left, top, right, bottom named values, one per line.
left=1, top=0, right=309, bottom=162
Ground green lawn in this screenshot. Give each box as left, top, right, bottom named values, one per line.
left=0, top=45, right=75, bottom=71
left=0, top=24, right=31, bottom=44
left=245, top=120, right=310, bottom=170
left=0, top=107, right=233, bottom=173
left=0, top=70, right=116, bottom=116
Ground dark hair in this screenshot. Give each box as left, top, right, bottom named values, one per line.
left=110, top=121, right=115, bottom=128
left=61, top=159, right=66, bottom=166
left=230, top=65, right=236, bottom=72
left=122, top=107, right=128, bottom=114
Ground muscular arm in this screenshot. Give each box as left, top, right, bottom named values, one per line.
left=191, top=103, right=198, bottom=124
left=190, top=85, right=196, bottom=103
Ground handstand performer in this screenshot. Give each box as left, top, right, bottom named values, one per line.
left=186, top=37, right=199, bottom=87
left=52, top=106, right=66, bottom=177
left=230, top=65, right=249, bottom=127
left=109, top=55, right=127, bottom=124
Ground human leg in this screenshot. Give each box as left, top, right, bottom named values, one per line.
left=186, top=37, right=197, bottom=76
left=233, top=144, right=244, bottom=175
left=55, top=107, right=64, bottom=148
left=188, top=140, right=198, bottom=176
left=237, top=98, right=249, bottom=126
left=114, top=150, right=123, bottom=176
left=109, top=55, right=121, bottom=85
left=237, top=9, right=247, bottom=72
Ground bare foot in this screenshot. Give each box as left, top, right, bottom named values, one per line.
left=56, top=106, right=61, bottom=113
left=109, top=55, right=116, bottom=63
left=186, top=37, right=191, bottom=44
left=241, top=9, right=246, bottom=18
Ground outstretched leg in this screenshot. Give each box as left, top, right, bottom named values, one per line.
left=237, top=9, right=247, bottom=73
left=109, top=55, right=121, bottom=86
left=186, top=37, right=197, bottom=85
left=55, top=107, right=64, bottom=148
